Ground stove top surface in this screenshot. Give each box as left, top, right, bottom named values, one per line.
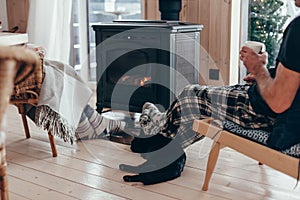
left=92, top=20, right=203, bottom=31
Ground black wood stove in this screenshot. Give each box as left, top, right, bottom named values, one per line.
left=92, top=0, right=203, bottom=113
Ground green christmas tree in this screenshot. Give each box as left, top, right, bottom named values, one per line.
left=248, top=0, right=289, bottom=67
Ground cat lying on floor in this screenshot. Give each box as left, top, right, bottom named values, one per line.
left=119, top=134, right=186, bottom=185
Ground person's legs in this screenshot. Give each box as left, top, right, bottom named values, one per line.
left=140, top=84, right=276, bottom=149
left=76, top=111, right=101, bottom=140
left=76, top=104, right=126, bottom=140
left=26, top=103, right=128, bottom=141
left=76, top=83, right=275, bottom=147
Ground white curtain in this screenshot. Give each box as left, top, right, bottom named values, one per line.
left=27, top=0, right=72, bottom=64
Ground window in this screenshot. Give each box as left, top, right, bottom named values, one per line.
left=238, top=0, right=299, bottom=83
left=247, top=0, right=300, bottom=67
left=71, top=0, right=142, bottom=81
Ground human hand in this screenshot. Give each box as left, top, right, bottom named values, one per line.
left=240, top=46, right=268, bottom=74
left=243, top=73, right=256, bottom=85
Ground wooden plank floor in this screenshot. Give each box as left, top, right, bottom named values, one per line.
left=4, top=105, right=300, bottom=200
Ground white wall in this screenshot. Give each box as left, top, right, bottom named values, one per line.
left=238, top=0, right=250, bottom=84
left=229, top=0, right=242, bottom=85
left=0, top=0, right=8, bottom=30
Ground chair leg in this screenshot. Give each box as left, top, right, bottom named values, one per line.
left=202, top=142, right=221, bottom=191
left=18, top=105, right=30, bottom=138
left=0, top=145, right=8, bottom=200
left=18, top=105, right=58, bottom=157
left=48, top=131, right=57, bottom=157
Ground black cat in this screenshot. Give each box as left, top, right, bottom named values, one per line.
left=119, top=134, right=186, bottom=185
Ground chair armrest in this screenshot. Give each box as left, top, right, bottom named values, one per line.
left=11, top=48, right=44, bottom=98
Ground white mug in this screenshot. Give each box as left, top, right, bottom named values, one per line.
left=244, top=41, right=266, bottom=54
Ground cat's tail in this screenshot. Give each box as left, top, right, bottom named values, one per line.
left=119, top=162, right=156, bottom=173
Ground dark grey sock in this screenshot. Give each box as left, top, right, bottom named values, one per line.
left=83, top=104, right=95, bottom=119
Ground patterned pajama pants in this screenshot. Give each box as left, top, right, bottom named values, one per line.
left=143, top=84, right=276, bottom=149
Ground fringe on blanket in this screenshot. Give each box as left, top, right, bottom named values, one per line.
left=35, top=105, right=76, bottom=144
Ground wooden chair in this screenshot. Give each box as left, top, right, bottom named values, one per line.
left=9, top=48, right=57, bottom=157
left=192, top=118, right=300, bottom=191
left=0, top=45, right=39, bottom=200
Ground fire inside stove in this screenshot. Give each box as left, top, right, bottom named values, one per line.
left=106, top=49, right=154, bottom=88
left=119, top=75, right=152, bottom=87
